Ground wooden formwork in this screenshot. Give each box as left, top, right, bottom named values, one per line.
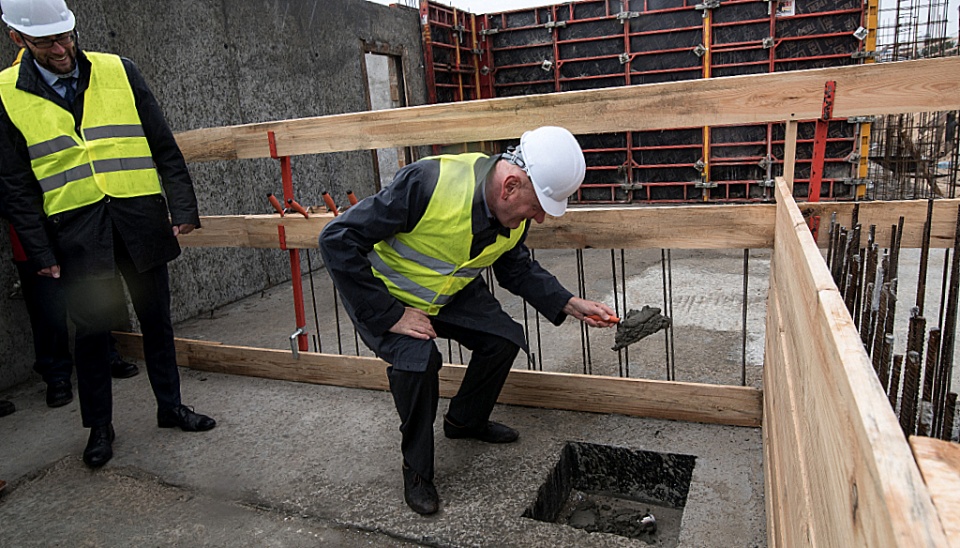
left=137, top=56, right=960, bottom=546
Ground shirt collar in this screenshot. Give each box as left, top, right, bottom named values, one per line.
left=33, top=60, right=79, bottom=89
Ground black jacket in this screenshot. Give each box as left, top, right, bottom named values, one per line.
left=0, top=48, right=199, bottom=277
left=319, top=155, right=573, bottom=358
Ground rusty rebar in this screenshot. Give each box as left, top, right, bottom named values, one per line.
left=907, top=311, right=926, bottom=356
left=880, top=332, right=895, bottom=392
left=944, top=393, right=957, bottom=442
left=900, top=351, right=920, bottom=436
left=889, top=352, right=903, bottom=410
left=889, top=216, right=905, bottom=282
left=933, top=205, right=960, bottom=436
left=923, top=327, right=942, bottom=403
left=870, top=284, right=888, bottom=372
left=826, top=212, right=837, bottom=271
left=872, top=282, right=891, bottom=376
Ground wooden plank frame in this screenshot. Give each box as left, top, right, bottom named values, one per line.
left=112, top=334, right=762, bottom=428
left=182, top=199, right=960, bottom=251
left=173, top=57, right=960, bottom=162
left=764, top=177, right=947, bottom=546
left=157, top=57, right=960, bottom=545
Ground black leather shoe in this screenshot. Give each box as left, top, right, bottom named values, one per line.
left=83, top=424, right=115, bottom=468
left=0, top=399, right=15, bottom=417
left=443, top=415, right=519, bottom=443
left=110, top=359, right=139, bottom=379
left=402, top=465, right=439, bottom=515
left=46, top=380, right=73, bottom=408
left=157, top=405, right=216, bottom=432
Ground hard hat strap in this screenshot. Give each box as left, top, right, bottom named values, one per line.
left=501, top=146, right=527, bottom=171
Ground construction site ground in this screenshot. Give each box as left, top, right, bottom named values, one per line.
left=0, top=246, right=954, bottom=547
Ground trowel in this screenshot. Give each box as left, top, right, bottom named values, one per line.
left=588, top=305, right=672, bottom=351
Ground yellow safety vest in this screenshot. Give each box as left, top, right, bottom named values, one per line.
left=0, top=52, right=161, bottom=216
left=371, top=153, right=526, bottom=315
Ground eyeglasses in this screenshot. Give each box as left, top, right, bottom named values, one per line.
left=19, top=31, right=76, bottom=49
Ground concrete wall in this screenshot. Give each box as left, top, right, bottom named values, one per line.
left=0, top=0, right=426, bottom=389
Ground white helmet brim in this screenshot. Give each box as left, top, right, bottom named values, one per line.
left=3, top=7, right=74, bottom=37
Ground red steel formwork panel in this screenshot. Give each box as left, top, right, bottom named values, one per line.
left=420, top=1, right=485, bottom=104
left=422, top=0, right=869, bottom=204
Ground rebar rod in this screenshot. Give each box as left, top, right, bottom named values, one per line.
left=923, top=327, right=942, bottom=404
left=742, top=249, right=749, bottom=386
left=575, top=249, right=590, bottom=375
left=933, top=205, right=960, bottom=436
left=532, top=249, right=544, bottom=372
left=826, top=212, right=837, bottom=270
left=901, top=351, right=920, bottom=436
left=880, top=331, right=895, bottom=392
left=666, top=250, right=676, bottom=381
left=333, top=283, right=344, bottom=355
left=917, top=198, right=934, bottom=316
left=944, top=392, right=957, bottom=442
left=907, top=311, right=926, bottom=356
left=854, top=247, right=866, bottom=328
left=863, top=281, right=876, bottom=348
left=872, top=282, right=891, bottom=375
left=833, top=229, right=847, bottom=286
left=889, top=352, right=903, bottom=410
left=939, top=249, right=950, bottom=331
left=610, top=250, right=624, bottom=378
left=845, top=257, right=859, bottom=315
left=890, top=216, right=905, bottom=282
left=620, top=249, right=629, bottom=377
left=306, top=249, right=323, bottom=353
left=522, top=301, right=535, bottom=370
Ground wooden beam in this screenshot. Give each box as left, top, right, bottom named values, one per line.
left=783, top=120, right=798, bottom=192
left=112, top=333, right=762, bottom=427
left=910, top=436, right=960, bottom=547
left=174, top=57, right=960, bottom=163
left=762, top=177, right=947, bottom=546
left=180, top=199, right=960, bottom=251
left=763, top=286, right=817, bottom=546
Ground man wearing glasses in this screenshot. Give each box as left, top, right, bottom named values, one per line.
left=0, top=0, right=216, bottom=469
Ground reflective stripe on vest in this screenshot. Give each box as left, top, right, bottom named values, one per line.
left=370, top=153, right=526, bottom=315
left=0, top=52, right=161, bottom=216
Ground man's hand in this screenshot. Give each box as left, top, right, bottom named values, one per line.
left=38, top=265, right=61, bottom=279
left=563, top=296, right=618, bottom=328
left=173, top=224, right=196, bottom=237
left=388, top=307, right=437, bottom=340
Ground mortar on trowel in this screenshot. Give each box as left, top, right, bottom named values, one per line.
left=589, top=305, right=671, bottom=351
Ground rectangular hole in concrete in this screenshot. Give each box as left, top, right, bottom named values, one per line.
left=523, top=442, right=696, bottom=546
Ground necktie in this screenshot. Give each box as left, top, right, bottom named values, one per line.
left=58, top=77, right=76, bottom=104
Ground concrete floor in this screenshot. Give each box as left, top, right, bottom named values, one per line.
left=0, top=368, right=764, bottom=547
left=0, top=248, right=769, bottom=547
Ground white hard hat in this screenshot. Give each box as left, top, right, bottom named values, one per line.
left=509, top=126, right=585, bottom=217
left=1, top=0, right=75, bottom=37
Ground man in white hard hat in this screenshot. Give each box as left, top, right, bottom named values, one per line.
left=320, top=126, right=618, bottom=515
left=0, top=0, right=216, bottom=469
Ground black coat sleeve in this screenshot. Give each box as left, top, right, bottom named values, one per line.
left=318, top=162, right=436, bottom=336
left=122, top=58, right=200, bottom=228
left=492, top=228, right=573, bottom=326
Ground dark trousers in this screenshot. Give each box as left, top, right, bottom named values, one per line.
left=15, top=261, right=72, bottom=384
left=15, top=261, right=128, bottom=386
left=63, top=235, right=181, bottom=428
left=387, top=320, right=519, bottom=482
